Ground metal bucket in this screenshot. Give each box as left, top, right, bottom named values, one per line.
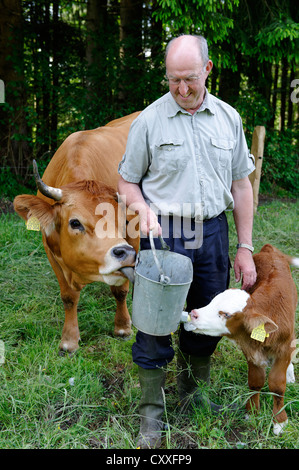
left=132, top=231, right=193, bottom=336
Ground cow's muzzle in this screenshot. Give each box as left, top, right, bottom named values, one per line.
left=111, top=244, right=136, bottom=262
left=114, top=244, right=136, bottom=283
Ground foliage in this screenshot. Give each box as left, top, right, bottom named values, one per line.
left=235, top=87, right=274, bottom=130
left=0, top=201, right=298, bottom=449
left=255, top=16, right=299, bottom=63
left=0, top=167, right=34, bottom=199
left=155, top=0, right=238, bottom=43
left=261, top=129, right=299, bottom=197
left=0, top=0, right=298, bottom=199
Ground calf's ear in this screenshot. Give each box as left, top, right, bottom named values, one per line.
left=244, top=311, right=278, bottom=335
left=13, top=194, right=56, bottom=234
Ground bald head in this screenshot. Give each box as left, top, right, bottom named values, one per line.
left=165, top=35, right=209, bottom=67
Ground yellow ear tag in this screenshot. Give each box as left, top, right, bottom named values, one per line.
left=26, top=216, right=40, bottom=231
left=250, top=323, right=269, bottom=342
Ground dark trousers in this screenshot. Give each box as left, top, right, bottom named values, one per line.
left=132, top=213, right=230, bottom=369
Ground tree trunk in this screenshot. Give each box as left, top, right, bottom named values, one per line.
left=85, top=0, right=112, bottom=128
left=287, top=65, right=295, bottom=129
left=280, top=57, right=288, bottom=132
left=270, top=64, right=279, bottom=129
left=41, top=0, right=51, bottom=155
left=218, top=67, right=241, bottom=106
left=150, top=0, right=163, bottom=66
left=119, top=0, right=143, bottom=109
left=218, top=43, right=241, bottom=106
left=51, top=0, right=59, bottom=153
left=0, top=0, right=30, bottom=178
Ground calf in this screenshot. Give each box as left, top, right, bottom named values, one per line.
left=185, top=244, right=298, bottom=435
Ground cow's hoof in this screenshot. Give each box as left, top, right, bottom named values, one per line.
left=273, top=419, right=288, bottom=436
left=59, top=339, right=79, bottom=355
left=114, top=327, right=133, bottom=339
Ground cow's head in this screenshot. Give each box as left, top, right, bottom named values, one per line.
left=185, top=288, right=278, bottom=339
left=13, top=162, right=136, bottom=288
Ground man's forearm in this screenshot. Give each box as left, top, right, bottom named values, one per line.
left=118, top=176, right=147, bottom=210
left=231, top=176, right=256, bottom=289
left=231, top=177, right=254, bottom=246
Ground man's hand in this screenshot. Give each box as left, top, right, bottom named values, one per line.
left=234, top=247, right=256, bottom=290
left=138, top=204, right=162, bottom=237
left=118, top=176, right=161, bottom=237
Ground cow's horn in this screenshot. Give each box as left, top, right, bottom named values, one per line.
left=33, top=160, right=63, bottom=201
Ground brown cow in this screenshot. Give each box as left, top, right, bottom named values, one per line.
left=185, top=245, right=298, bottom=435
left=13, top=112, right=140, bottom=353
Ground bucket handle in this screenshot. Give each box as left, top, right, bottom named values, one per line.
left=149, top=230, right=171, bottom=285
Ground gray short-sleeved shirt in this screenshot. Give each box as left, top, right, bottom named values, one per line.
left=118, top=89, right=255, bottom=220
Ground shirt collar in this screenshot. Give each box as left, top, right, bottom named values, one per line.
left=166, top=88, right=216, bottom=117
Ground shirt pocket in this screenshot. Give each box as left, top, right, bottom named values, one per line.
left=210, top=137, right=234, bottom=168
left=155, top=139, right=187, bottom=175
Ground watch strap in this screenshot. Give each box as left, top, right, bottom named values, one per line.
left=236, top=243, right=254, bottom=252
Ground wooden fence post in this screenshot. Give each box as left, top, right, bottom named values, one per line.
left=249, top=126, right=266, bottom=213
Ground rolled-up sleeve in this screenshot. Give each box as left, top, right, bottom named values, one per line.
left=231, top=114, right=255, bottom=181
left=118, top=117, right=150, bottom=183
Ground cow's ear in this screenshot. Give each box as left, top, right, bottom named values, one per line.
left=14, top=194, right=56, bottom=234
left=244, top=311, right=278, bottom=335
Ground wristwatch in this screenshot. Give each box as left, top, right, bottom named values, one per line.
left=236, top=243, right=254, bottom=252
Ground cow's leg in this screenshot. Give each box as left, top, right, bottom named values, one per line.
left=59, top=288, right=81, bottom=353
left=268, top=356, right=289, bottom=435
left=110, top=281, right=132, bottom=337
left=44, top=243, right=81, bottom=352
left=246, top=361, right=266, bottom=414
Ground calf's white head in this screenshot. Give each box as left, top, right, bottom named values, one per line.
left=185, top=289, right=250, bottom=336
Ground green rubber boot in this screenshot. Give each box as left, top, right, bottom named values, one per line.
left=136, top=366, right=166, bottom=449
left=177, top=351, right=224, bottom=414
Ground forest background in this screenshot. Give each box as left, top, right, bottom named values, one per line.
left=0, top=0, right=298, bottom=200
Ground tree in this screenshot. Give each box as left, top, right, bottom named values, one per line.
left=0, top=0, right=297, bottom=198
left=85, top=0, right=120, bottom=127
left=119, top=0, right=144, bottom=110
left=0, top=0, right=30, bottom=178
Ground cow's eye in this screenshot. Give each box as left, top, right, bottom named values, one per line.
left=69, top=219, right=84, bottom=231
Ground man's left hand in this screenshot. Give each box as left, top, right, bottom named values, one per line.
left=234, top=248, right=257, bottom=290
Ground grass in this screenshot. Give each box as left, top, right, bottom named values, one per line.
left=0, top=199, right=298, bottom=449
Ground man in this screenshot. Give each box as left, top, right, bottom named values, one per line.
left=118, top=35, right=256, bottom=449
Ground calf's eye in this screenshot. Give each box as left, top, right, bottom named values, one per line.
left=219, top=311, right=232, bottom=319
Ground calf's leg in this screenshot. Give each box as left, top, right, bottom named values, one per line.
left=268, top=356, right=289, bottom=435
left=246, top=361, right=266, bottom=414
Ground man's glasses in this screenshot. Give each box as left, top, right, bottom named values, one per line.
left=166, top=69, right=206, bottom=86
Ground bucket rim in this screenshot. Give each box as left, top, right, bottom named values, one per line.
left=138, top=248, right=192, bottom=261
left=135, top=270, right=192, bottom=286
